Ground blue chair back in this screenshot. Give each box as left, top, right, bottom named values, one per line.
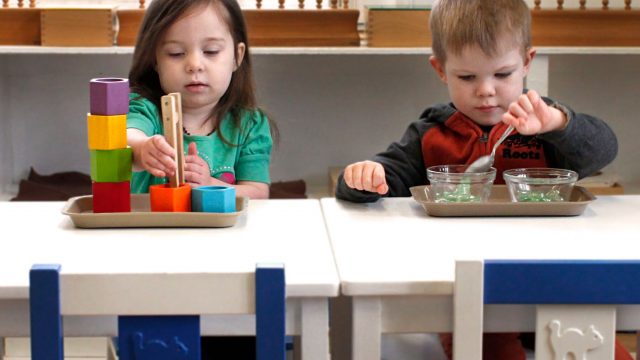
left=29, top=263, right=286, bottom=360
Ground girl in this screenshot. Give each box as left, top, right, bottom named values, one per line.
left=127, top=0, right=277, bottom=199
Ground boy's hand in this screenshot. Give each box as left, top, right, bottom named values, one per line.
left=343, top=161, right=389, bottom=195
left=184, top=142, right=213, bottom=187
left=502, top=90, right=568, bottom=135
left=138, top=135, right=177, bottom=178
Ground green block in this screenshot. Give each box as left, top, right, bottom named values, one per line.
left=90, top=148, right=132, bottom=182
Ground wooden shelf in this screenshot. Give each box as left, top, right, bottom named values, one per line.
left=1, top=46, right=640, bottom=55
left=532, top=9, right=640, bottom=47
left=0, top=46, right=134, bottom=54
left=0, top=8, right=360, bottom=47
left=244, top=9, right=360, bottom=47
left=366, top=8, right=640, bottom=48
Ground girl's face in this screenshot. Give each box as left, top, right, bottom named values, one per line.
left=155, top=3, right=245, bottom=116
left=430, top=40, right=535, bottom=127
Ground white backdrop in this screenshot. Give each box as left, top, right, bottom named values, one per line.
left=0, top=52, right=638, bottom=196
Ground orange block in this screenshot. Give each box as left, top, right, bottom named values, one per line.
left=149, top=183, right=191, bottom=212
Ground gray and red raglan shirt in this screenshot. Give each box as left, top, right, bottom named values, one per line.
left=336, top=97, right=618, bottom=203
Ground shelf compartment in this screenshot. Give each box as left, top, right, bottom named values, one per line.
left=0, top=8, right=40, bottom=46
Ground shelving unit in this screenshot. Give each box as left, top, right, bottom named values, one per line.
left=2, top=45, right=640, bottom=55
left=1, top=46, right=639, bottom=199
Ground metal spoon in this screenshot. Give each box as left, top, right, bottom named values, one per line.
left=465, top=125, right=514, bottom=173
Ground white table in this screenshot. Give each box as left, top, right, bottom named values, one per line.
left=321, top=196, right=640, bottom=359
left=0, top=199, right=339, bottom=360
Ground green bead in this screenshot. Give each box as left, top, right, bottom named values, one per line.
left=517, top=190, right=565, bottom=202
left=438, top=184, right=479, bottom=203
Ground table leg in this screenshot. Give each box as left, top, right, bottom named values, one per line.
left=352, top=297, right=381, bottom=360
left=301, top=298, right=330, bottom=360
left=454, top=261, right=483, bottom=360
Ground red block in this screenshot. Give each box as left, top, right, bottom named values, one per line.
left=92, top=181, right=131, bottom=213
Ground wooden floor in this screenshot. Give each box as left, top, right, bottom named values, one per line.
left=618, top=332, right=638, bottom=359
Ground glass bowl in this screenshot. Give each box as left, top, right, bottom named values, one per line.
left=426, top=165, right=496, bottom=203
left=503, top=168, right=578, bottom=202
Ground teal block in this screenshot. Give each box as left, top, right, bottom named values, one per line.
left=191, top=186, right=236, bottom=213
left=90, top=148, right=132, bottom=182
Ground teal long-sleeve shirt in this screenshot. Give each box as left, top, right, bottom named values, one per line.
left=126, top=93, right=273, bottom=193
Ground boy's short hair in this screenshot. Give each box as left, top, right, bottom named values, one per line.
left=430, top=0, right=531, bottom=63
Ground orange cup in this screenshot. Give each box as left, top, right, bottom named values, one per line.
left=149, top=183, right=192, bottom=212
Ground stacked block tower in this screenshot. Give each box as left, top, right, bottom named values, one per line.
left=87, top=78, right=132, bottom=213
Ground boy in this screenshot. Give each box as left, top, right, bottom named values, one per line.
left=336, top=0, right=628, bottom=359
left=336, top=0, right=617, bottom=204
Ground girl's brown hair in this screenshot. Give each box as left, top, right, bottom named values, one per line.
left=430, top=0, right=531, bottom=64
left=128, top=0, right=278, bottom=144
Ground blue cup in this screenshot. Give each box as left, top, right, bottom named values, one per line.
left=191, top=186, right=236, bottom=213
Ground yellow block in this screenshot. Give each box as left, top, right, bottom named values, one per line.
left=87, top=114, right=127, bottom=150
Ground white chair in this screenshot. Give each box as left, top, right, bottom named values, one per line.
left=29, top=263, right=286, bottom=360
left=454, top=260, right=640, bottom=360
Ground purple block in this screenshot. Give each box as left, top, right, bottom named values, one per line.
left=90, top=78, right=130, bottom=116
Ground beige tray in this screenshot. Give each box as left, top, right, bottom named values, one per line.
left=62, top=194, right=248, bottom=228
left=409, top=185, right=595, bottom=217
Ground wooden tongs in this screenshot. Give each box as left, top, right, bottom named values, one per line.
left=160, top=93, right=185, bottom=187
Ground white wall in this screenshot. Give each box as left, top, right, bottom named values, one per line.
left=0, top=56, right=10, bottom=196
left=3, top=54, right=131, bottom=191
left=1, top=52, right=639, bottom=195
left=548, top=54, right=640, bottom=192
left=254, top=53, right=640, bottom=194
left=253, top=54, right=447, bottom=190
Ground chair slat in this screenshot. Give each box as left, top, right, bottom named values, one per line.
left=484, top=260, right=640, bottom=304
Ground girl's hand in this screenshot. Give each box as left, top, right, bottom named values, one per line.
left=184, top=142, right=214, bottom=187
left=343, top=160, right=389, bottom=195
left=138, top=135, right=177, bottom=178
left=502, top=90, right=568, bottom=135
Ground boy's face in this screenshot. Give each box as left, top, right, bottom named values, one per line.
left=430, top=42, right=535, bottom=127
